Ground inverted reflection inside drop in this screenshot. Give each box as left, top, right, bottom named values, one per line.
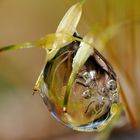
left=42, top=38, right=119, bottom=131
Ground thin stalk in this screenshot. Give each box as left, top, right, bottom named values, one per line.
left=107, top=49, right=138, bottom=127
left=0, top=42, right=34, bottom=52
left=63, top=71, right=76, bottom=112
left=119, top=85, right=137, bottom=128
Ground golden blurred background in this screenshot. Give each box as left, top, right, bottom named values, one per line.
left=0, top=0, right=140, bottom=140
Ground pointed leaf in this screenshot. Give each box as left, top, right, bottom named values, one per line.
left=72, top=33, right=94, bottom=73
left=63, top=33, right=94, bottom=109
left=56, top=2, right=82, bottom=35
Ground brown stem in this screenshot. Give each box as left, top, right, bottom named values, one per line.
left=119, top=85, right=137, bottom=128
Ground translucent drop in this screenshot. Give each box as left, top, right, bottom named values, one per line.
left=41, top=34, right=119, bottom=132
left=107, top=79, right=117, bottom=91
left=82, top=89, right=92, bottom=99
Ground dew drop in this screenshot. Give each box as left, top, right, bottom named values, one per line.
left=82, top=89, right=92, bottom=99
left=89, top=70, right=96, bottom=79
left=83, top=72, right=91, bottom=83
left=107, top=79, right=117, bottom=91
left=41, top=35, right=119, bottom=132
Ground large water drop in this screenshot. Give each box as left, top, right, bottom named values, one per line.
left=41, top=34, right=119, bottom=132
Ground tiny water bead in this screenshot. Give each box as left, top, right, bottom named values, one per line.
left=42, top=34, right=119, bottom=132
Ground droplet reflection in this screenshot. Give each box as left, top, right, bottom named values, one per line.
left=42, top=34, right=119, bottom=132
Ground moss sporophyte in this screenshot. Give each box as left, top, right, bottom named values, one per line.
left=0, top=1, right=124, bottom=132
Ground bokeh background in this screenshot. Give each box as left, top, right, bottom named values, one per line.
left=0, top=0, right=140, bottom=140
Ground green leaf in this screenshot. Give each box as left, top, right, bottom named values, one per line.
left=56, top=2, right=82, bottom=35
left=63, top=33, right=95, bottom=110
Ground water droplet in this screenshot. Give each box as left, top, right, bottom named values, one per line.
left=41, top=37, right=119, bottom=132
left=82, top=89, right=92, bottom=99
left=83, top=72, right=91, bottom=83
left=107, top=79, right=117, bottom=91
left=89, top=70, right=96, bottom=79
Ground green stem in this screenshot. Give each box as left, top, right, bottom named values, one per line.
left=63, top=71, right=76, bottom=112
left=0, top=42, right=35, bottom=52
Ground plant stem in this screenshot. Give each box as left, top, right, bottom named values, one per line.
left=119, top=85, right=137, bottom=128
